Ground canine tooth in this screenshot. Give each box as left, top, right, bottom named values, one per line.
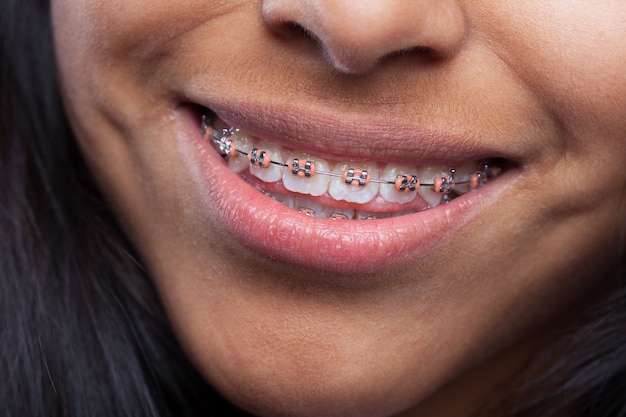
left=452, top=161, right=478, bottom=195
left=380, top=164, right=419, bottom=204
left=295, top=195, right=333, bottom=219
left=282, top=151, right=330, bottom=197
left=250, top=140, right=284, bottom=183
left=416, top=166, right=449, bottom=207
left=228, top=130, right=255, bottom=173
left=454, top=161, right=476, bottom=182
left=328, top=162, right=379, bottom=204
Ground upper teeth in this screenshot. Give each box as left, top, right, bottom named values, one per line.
left=201, top=115, right=498, bottom=209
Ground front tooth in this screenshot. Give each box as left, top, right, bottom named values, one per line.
left=282, top=151, right=330, bottom=197
left=379, top=164, right=419, bottom=204
left=328, top=162, right=379, bottom=204
left=355, top=210, right=390, bottom=220
left=329, top=207, right=355, bottom=220
left=416, top=166, right=449, bottom=207
left=228, top=130, right=256, bottom=173
left=249, top=140, right=284, bottom=183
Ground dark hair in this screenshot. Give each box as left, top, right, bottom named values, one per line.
left=475, top=284, right=626, bottom=417
left=1, top=1, right=624, bottom=416
left=0, top=1, right=249, bottom=415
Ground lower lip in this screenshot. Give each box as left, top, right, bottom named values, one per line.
left=180, top=108, right=506, bottom=276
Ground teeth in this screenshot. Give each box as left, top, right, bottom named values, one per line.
left=204, top=114, right=501, bottom=219
left=227, top=130, right=255, bottom=173
left=392, top=209, right=419, bottom=218
left=271, top=193, right=295, bottom=209
left=283, top=151, right=330, bottom=196
left=355, top=210, right=390, bottom=220
left=450, top=161, right=477, bottom=195
left=328, top=161, right=380, bottom=204
left=283, top=193, right=415, bottom=220
left=250, top=140, right=284, bottom=182
left=329, top=207, right=355, bottom=220
left=416, top=166, right=450, bottom=207
left=292, top=196, right=378, bottom=220
left=295, top=195, right=334, bottom=219
left=380, top=164, right=419, bottom=204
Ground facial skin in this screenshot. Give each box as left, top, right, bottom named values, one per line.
left=51, top=1, right=626, bottom=416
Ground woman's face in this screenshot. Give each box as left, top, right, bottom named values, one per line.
left=52, top=1, right=626, bottom=416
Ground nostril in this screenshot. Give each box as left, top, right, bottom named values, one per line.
left=266, top=20, right=297, bottom=38
left=261, top=0, right=466, bottom=74
left=279, top=21, right=310, bottom=39
left=384, top=45, right=438, bottom=63
left=270, top=20, right=324, bottom=48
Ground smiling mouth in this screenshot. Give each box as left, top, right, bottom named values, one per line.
left=200, top=110, right=504, bottom=220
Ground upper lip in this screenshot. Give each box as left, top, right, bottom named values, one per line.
left=188, top=96, right=520, bottom=166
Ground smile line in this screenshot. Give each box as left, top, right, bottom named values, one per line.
left=200, top=112, right=502, bottom=215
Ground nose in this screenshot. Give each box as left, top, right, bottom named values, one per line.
left=261, top=0, right=466, bottom=73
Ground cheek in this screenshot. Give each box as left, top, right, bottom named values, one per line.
left=480, top=2, right=626, bottom=218
left=52, top=0, right=238, bottom=52
left=51, top=0, right=206, bottom=158
left=51, top=0, right=229, bottom=86
left=483, top=2, right=626, bottom=131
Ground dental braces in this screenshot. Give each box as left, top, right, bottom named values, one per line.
left=201, top=115, right=500, bottom=195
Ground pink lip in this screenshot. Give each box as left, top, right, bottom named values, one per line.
left=178, top=104, right=512, bottom=276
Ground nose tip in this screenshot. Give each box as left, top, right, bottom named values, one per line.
left=262, top=0, right=466, bottom=73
